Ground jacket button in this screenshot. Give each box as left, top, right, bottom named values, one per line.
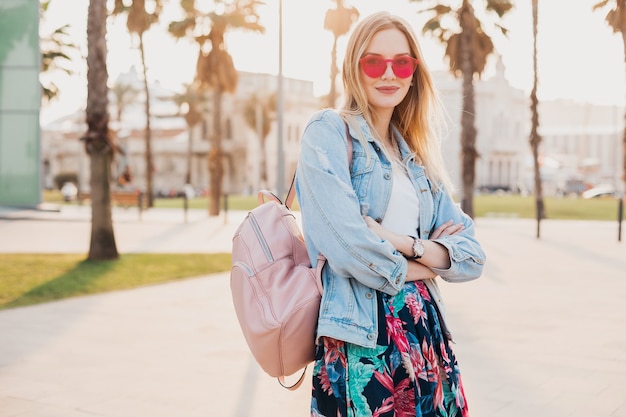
left=365, top=292, right=373, bottom=299
left=367, top=333, right=376, bottom=340
left=384, top=173, right=391, bottom=180
left=395, top=276, right=402, bottom=285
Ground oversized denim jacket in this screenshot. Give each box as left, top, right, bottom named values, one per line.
left=295, top=109, right=486, bottom=349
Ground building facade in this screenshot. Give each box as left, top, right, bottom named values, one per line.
left=537, top=100, right=624, bottom=196
left=41, top=62, right=625, bottom=201
left=435, top=58, right=530, bottom=196
left=42, top=69, right=321, bottom=198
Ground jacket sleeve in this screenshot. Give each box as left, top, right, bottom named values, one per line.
left=295, top=113, right=408, bottom=295
left=428, top=189, right=486, bottom=282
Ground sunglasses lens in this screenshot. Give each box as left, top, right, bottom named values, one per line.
left=361, top=57, right=386, bottom=78
left=392, top=57, right=416, bottom=78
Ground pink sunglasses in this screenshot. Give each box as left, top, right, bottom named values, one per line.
left=359, top=55, right=418, bottom=79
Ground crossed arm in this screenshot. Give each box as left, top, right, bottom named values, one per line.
left=363, top=216, right=464, bottom=282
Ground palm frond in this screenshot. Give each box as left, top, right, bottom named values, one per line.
left=422, top=15, right=443, bottom=34
left=494, top=22, right=509, bottom=37
left=485, top=0, right=514, bottom=18
left=41, top=0, right=52, bottom=13
left=168, top=18, right=196, bottom=39
left=324, top=6, right=359, bottom=37
left=592, top=0, right=610, bottom=10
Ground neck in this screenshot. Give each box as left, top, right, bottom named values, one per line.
left=372, top=116, right=393, bottom=145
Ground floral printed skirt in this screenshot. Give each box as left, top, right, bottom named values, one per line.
left=311, top=281, right=469, bottom=417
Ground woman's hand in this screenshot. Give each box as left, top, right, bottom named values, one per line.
left=364, top=215, right=466, bottom=279
left=363, top=216, right=464, bottom=247
left=430, top=220, right=464, bottom=239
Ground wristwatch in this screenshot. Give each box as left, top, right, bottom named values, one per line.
left=407, top=236, right=425, bottom=259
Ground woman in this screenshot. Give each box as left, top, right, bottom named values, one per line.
left=295, top=11, right=486, bottom=417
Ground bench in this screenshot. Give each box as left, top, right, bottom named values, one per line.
left=78, top=191, right=146, bottom=209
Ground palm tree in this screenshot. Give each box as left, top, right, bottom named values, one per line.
left=323, top=0, right=359, bottom=109
left=168, top=0, right=265, bottom=215
left=110, top=76, right=140, bottom=127
left=111, top=0, right=163, bottom=208
left=83, top=0, right=118, bottom=260
left=593, top=0, right=626, bottom=215
left=413, top=0, right=513, bottom=218
left=530, top=0, right=545, bottom=238
left=242, top=93, right=276, bottom=189
left=109, top=76, right=141, bottom=186
left=39, top=0, right=79, bottom=102
left=170, top=83, right=205, bottom=185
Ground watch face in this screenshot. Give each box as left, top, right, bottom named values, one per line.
left=414, top=240, right=425, bottom=258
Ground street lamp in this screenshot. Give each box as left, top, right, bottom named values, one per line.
left=276, top=0, right=285, bottom=199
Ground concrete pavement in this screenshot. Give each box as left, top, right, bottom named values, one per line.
left=0, top=205, right=625, bottom=416
left=0, top=205, right=245, bottom=254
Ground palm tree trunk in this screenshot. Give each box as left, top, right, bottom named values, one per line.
left=89, top=148, right=118, bottom=259
left=186, top=125, right=192, bottom=185
left=621, top=30, right=626, bottom=210
left=256, top=101, right=268, bottom=188
left=328, top=36, right=338, bottom=109
left=459, top=1, right=478, bottom=218
left=138, top=33, right=154, bottom=207
left=530, top=0, right=545, bottom=238
left=208, top=88, right=224, bottom=216
left=85, top=0, right=118, bottom=261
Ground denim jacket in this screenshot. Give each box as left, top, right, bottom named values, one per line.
left=295, top=109, right=486, bottom=349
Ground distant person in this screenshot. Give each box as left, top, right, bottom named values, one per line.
left=295, top=11, right=486, bottom=416
left=118, top=166, right=132, bottom=187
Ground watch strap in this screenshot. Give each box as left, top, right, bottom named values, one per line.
left=404, top=236, right=418, bottom=260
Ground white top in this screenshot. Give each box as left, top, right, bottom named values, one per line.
left=381, top=167, right=420, bottom=237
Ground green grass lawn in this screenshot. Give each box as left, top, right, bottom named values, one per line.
left=165, top=193, right=622, bottom=221
left=153, top=194, right=263, bottom=210
left=154, top=194, right=623, bottom=221
left=0, top=253, right=231, bottom=310
left=45, top=190, right=623, bottom=220
left=474, top=194, right=622, bottom=221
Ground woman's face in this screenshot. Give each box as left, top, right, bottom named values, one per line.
left=360, top=28, right=414, bottom=118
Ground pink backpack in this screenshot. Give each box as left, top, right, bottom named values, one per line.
left=230, top=189, right=324, bottom=389
left=230, top=126, right=352, bottom=389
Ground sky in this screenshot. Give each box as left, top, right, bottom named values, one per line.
left=40, top=0, right=626, bottom=124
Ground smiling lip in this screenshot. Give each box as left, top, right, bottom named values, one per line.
left=376, top=86, right=399, bottom=94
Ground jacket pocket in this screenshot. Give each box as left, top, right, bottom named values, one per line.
left=350, top=153, right=375, bottom=199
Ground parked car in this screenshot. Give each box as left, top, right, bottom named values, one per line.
left=183, top=184, right=195, bottom=199
left=477, top=185, right=512, bottom=195
left=60, top=182, right=78, bottom=202
left=582, top=184, right=616, bottom=199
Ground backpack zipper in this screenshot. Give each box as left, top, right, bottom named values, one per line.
left=248, top=213, right=274, bottom=262
left=233, top=261, right=255, bottom=277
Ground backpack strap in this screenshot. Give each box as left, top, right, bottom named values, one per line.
left=277, top=366, right=308, bottom=390
left=285, top=122, right=353, bottom=210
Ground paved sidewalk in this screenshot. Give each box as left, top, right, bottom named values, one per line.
left=0, top=205, right=245, bottom=254
left=1, top=206, right=625, bottom=416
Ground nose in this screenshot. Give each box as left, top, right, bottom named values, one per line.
left=381, top=62, right=396, bottom=80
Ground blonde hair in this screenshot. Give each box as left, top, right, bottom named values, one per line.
left=339, top=11, right=454, bottom=194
